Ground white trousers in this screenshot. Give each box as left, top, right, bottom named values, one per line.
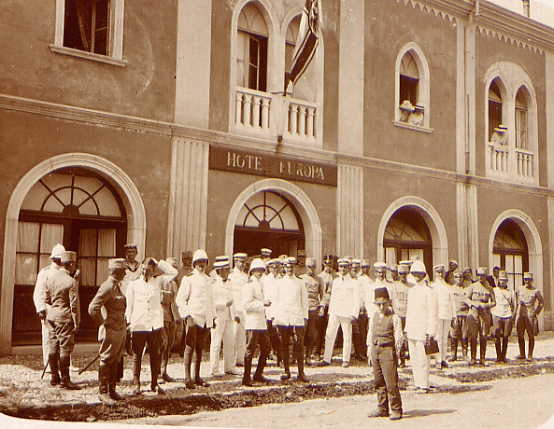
left=436, top=319, right=451, bottom=362
left=408, top=339, right=429, bottom=389
left=210, top=317, right=235, bottom=373
left=233, top=315, right=246, bottom=365
left=323, top=315, right=352, bottom=363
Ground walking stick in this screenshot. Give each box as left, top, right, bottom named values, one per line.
left=40, top=361, right=49, bottom=380
left=40, top=318, right=55, bottom=380
left=78, top=354, right=100, bottom=374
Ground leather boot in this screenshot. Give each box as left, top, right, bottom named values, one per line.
left=59, top=355, right=81, bottom=390
left=501, top=337, right=509, bottom=362
left=494, top=338, right=502, bottom=362
left=194, top=352, right=210, bottom=387
left=479, top=338, right=487, bottom=366
left=450, top=339, right=458, bottom=361
left=183, top=348, right=195, bottom=389
left=99, top=365, right=116, bottom=405
left=242, top=356, right=253, bottom=386
left=461, top=339, right=468, bottom=359
left=296, top=348, right=309, bottom=383
left=253, top=348, right=269, bottom=383
left=281, top=341, right=291, bottom=380
left=48, top=353, right=61, bottom=386
left=109, top=364, right=123, bottom=401
left=469, top=338, right=477, bottom=365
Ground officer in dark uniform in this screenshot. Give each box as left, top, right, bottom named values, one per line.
left=38, top=250, right=81, bottom=390
left=88, top=258, right=128, bottom=404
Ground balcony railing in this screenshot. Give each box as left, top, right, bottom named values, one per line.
left=515, top=148, right=534, bottom=179
left=488, top=142, right=509, bottom=174
left=487, top=142, right=536, bottom=184
left=233, top=87, right=319, bottom=145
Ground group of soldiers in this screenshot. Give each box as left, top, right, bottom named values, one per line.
left=33, top=243, right=545, bottom=410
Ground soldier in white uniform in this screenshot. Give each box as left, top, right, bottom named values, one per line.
left=209, top=256, right=240, bottom=376
left=405, top=260, right=437, bottom=393
left=229, top=252, right=248, bottom=367
left=176, top=249, right=214, bottom=389
left=432, top=264, right=456, bottom=369
left=33, top=243, right=65, bottom=369
left=322, top=258, right=360, bottom=367
left=262, top=258, right=282, bottom=364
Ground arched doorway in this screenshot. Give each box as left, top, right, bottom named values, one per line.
left=13, top=167, right=128, bottom=345
left=382, top=207, right=433, bottom=271
left=233, top=190, right=304, bottom=259
left=492, top=219, right=528, bottom=292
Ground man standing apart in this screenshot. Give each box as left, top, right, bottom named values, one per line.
left=34, top=243, right=65, bottom=371
left=159, top=257, right=181, bottom=382
left=405, top=260, right=436, bottom=393
left=242, top=258, right=271, bottom=386
left=210, top=256, right=240, bottom=376
left=300, top=257, right=324, bottom=365
left=432, top=264, right=456, bottom=369
left=88, top=258, right=127, bottom=404
left=492, top=271, right=516, bottom=363
left=176, top=249, right=214, bottom=388
left=230, top=252, right=248, bottom=367
left=515, top=272, right=544, bottom=361
left=323, top=258, right=360, bottom=368
left=465, top=267, right=496, bottom=366
left=126, top=257, right=177, bottom=394
left=38, top=250, right=81, bottom=390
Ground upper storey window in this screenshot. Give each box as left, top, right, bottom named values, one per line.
left=399, top=52, right=419, bottom=113
left=284, top=15, right=301, bottom=91
left=51, top=0, right=125, bottom=66
left=515, top=87, right=529, bottom=150
left=237, top=3, right=268, bottom=92
left=488, top=79, right=505, bottom=143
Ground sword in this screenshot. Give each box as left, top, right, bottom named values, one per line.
left=40, top=318, right=55, bottom=380
left=78, top=353, right=100, bottom=374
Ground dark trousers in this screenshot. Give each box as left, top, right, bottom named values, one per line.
left=267, top=320, right=282, bottom=361
left=352, top=315, right=367, bottom=359
left=46, top=319, right=75, bottom=358
left=160, top=320, right=177, bottom=374
left=516, top=316, right=536, bottom=358
left=131, top=329, right=162, bottom=384
left=243, top=329, right=270, bottom=382
left=183, top=320, right=210, bottom=381
left=278, top=325, right=306, bottom=376
left=305, top=310, right=322, bottom=357
left=467, top=311, right=492, bottom=361
left=371, top=345, right=402, bottom=414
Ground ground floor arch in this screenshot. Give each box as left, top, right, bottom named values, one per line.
left=1, top=153, right=146, bottom=352
left=224, top=179, right=322, bottom=265
left=377, top=196, right=448, bottom=273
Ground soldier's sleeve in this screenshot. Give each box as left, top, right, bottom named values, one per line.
left=69, top=278, right=80, bottom=327
left=176, top=276, right=192, bottom=319
left=243, top=283, right=263, bottom=313
left=88, top=280, right=113, bottom=325
left=301, top=278, right=309, bottom=320
left=33, top=268, right=48, bottom=313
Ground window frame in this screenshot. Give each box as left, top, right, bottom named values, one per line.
left=51, top=0, right=126, bottom=66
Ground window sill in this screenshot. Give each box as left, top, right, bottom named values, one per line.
left=393, top=120, right=433, bottom=134
left=49, top=45, right=127, bottom=67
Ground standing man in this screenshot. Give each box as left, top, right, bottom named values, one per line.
left=38, top=250, right=81, bottom=390
left=322, top=258, right=360, bottom=368
left=462, top=267, right=474, bottom=288
left=350, top=259, right=367, bottom=362
left=405, top=261, right=436, bottom=393
left=465, top=267, right=496, bottom=366
left=388, top=265, right=399, bottom=283
left=176, top=249, right=215, bottom=389
left=316, top=256, right=335, bottom=361
left=432, top=264, right=455, bottom=369
left=450, top=272, right=470, bottom=361
left=444, top=260, right=458, bottom=285
left=126, top=257, right=178, bottom=395
left=230, top=252, right=248, bottom=367
left=492, top=271, right=516, bottom=363
left=515, top=272, right=544, bottom=361
left=122, top=244, right=141, bottom=292
left=89, top=258, right=128, bottom=404
left=175, top=250, right=193, bottom=356
left=300, top=257, right=324, bottom=365
left=389, top=264, right=411, bottom=367
left=262, top=259, right=282, bottom=365
left=275, top=257, right=309, bottom=382
left=34, top=243, right=65, bottom=371
left=487, top=266, right=501, bottom=289
left=242, top=258, right=271, bottom=386
left=210, top=256, right=240, bottom=376
left=159, top=257, right=181, bottom=383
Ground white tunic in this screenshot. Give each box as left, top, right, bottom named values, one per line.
left=273, top=274, right=308, bottom=327
left=262, top=272, right=280, bottom=320
left=176, top=267, right=215, bottom=328
left=213, top=275, right=235, bottom=322
left=33, top=263, right=60, bottom=313
left=328, top=275, right=360, bottom=319
left=242, top=278, right=267, bottom=330
left=432, top=278, right=456, bottom=320
left=229, top=268, right=248, bottom=317
left=406, top=280, right=437, bottom=341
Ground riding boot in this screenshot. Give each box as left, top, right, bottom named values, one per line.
left=479, top=338, right=487, bottom=365
left=281, top=342, right=291, bottom=380
left=469, top=338, right=477, bottom=364
left=183, top=348, right=195, bottom=388
left=59, top=355, right=81, bottom=390
left=517, top=336, right=526, bottom=359
left=501, top=337, right=509, bottom=361
left=242, top=356, right=253, bottom=386
left=132, top=350, right=142, bottom=394
left=528, top=336, right=535, bottom=360
left=296, top=348, right=308, bottom=382
left=194, top=351, right=209, bottom=387
left=48, top=353, right=61, bottom=386
left=108, top=363, right=123, bottom=401
left=98, top=364, right=116, bottom=405
left=451, top=338, right=458, bottom=361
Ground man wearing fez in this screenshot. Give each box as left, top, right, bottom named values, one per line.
left=159, top=257, right=181, bottom=382
left=230, top=252, right=249, bottom=367
left=176, top=249, right=215, bottom=389
left=126, top=257, right=177, bottom=395
left=275, top=257, right=309, bottom=382
left=89, top=258, right=128, bottom=404
left=515, top=272, right=544, bottom=361
left=38, top=250, right=81, bottom=390
left=33, top=243, right=65, bottom=370
left=465, top=267, right=496, bottom=366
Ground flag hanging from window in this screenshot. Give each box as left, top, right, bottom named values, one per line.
left=288, top=0, right=321, bottom=86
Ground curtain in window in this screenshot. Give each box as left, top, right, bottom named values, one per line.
left=237, top=31, right=248, bottom=87
left=385, top=247, right=397, bottom=266
left=76, top=0, right=93, bottom=51
left=515, top=108, right=528, bottom=149
left=79, top=229, right=97, bottom=286
left=40, top=224, right=64, bottom=254
left=17, top=222, right=39, bottom=253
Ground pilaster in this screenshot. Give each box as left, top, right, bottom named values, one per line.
left=336, top=164, right=363, bottom=258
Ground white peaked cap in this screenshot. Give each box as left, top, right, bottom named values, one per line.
left=410, top=260, right=427, bottom=274
left=192, top=249, right=209, bottom=264
left=249, top=258, right=266, bottom=272
left=50, top=243, right=66, bottom=259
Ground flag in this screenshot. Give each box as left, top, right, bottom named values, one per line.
left=288, top=0, right=321, bottom=86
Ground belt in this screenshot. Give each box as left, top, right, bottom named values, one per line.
left=373, top=340, right=394, bottom=347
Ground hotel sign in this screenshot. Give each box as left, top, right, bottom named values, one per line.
left=209, top=146, right=337, bottom=187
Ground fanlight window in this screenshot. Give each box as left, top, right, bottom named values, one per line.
left=235, top=191, right=301, bottom=232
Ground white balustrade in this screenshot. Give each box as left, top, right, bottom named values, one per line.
left=515, top=148, right=534, bottom=178
left=286, top=99, right=317, bottom=140
left=488, top=142, right=509, bottom=174
left=234, top=87, right=272, bottom=130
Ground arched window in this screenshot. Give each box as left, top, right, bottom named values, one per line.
left=492, top=219, right=528, bottom=291
left=488, top=78, right=504, bottom=141
left=515, top=86, right=529, bottom=149
left=399, top=52, right=419, bottom=109
left=237, top=2, right=268, bottom=91
left=284, top=15, right=301, bottom=90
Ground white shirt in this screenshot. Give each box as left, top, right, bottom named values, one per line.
left=176, top=267, right=215, bottom=328
left=273, top=274, right=308, bottom=327
left=328, top=274, right=360, bottom=319
left=432, top=278, right=456, bottom=320
left=212, top=275, right=235, bottom=322
left=406, top=280, right=437, bottom=341
left=242, top=277, right=267, bottom=330
left=33, top=262, right=60, bottom=313
left=229, top=267, right=248, bottom=316
left=262, top=272, right=280, bottom=320
left=126, top=261, right=177, bottom=331
left=492, top=287, right=515, bottom=318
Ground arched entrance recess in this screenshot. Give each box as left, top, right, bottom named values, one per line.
left=488, top=210, right=543, bottom=327
left=225, top=179, right=322, bottom=265
left=377, top=196, right=448, bottom=272
left=1, top=153, right=146, bottom=353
